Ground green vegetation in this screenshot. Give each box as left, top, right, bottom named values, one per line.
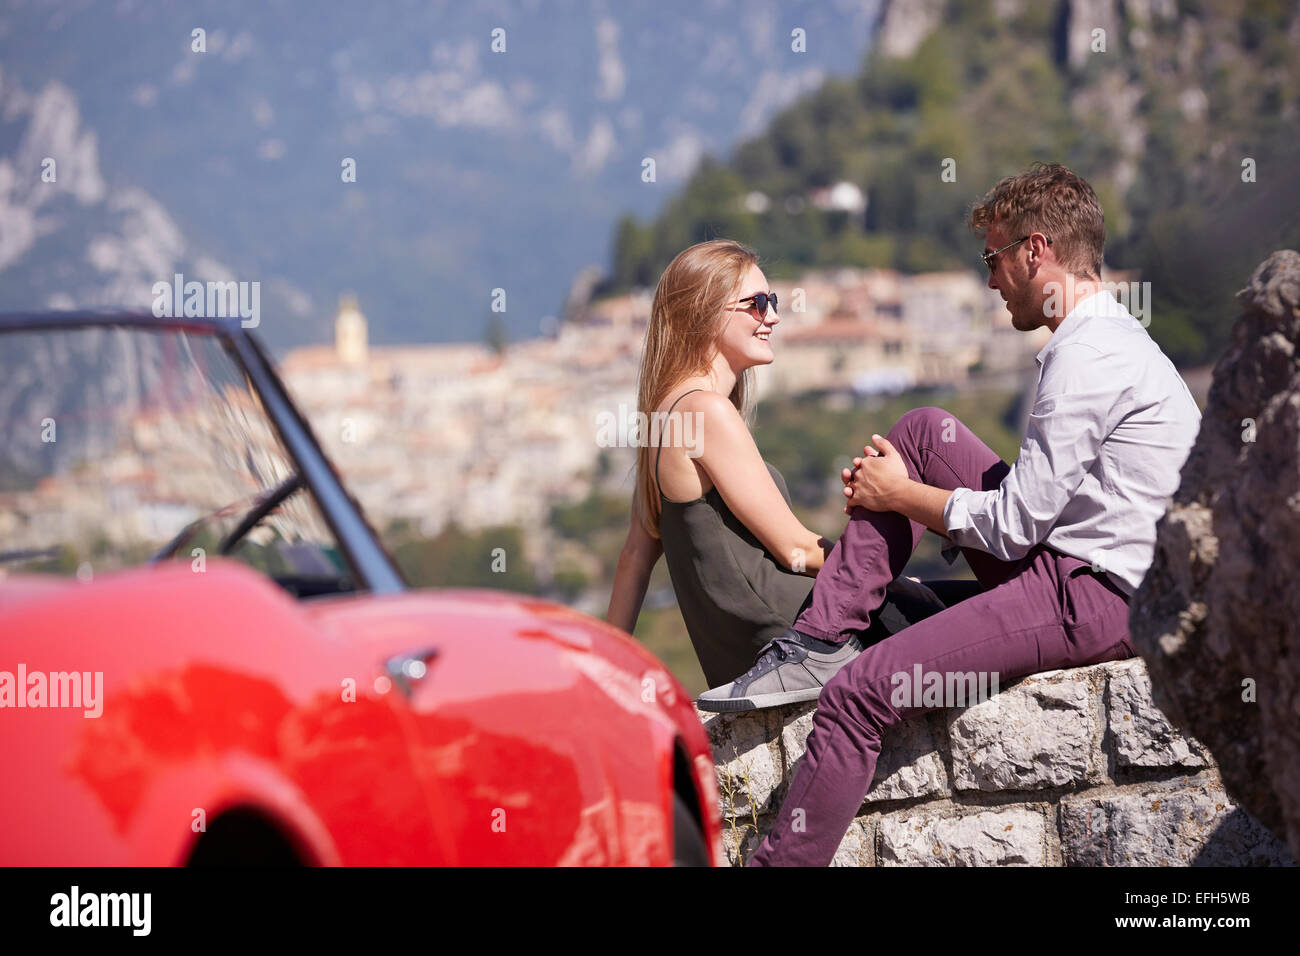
left=548, top=561, right=590, bottom=603
left=631, top=604, right=708, bottom=696
left=752, top=387, right=1023, bottom=510
left=385, top=519, right=539, bottom=593
left=549, top=491, right=630, bottom=540
left=602, top=0, right=1300, bottom=368
left=11, top=534, right=158, bottom=577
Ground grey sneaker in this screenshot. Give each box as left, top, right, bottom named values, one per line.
left=696, top=629, right=864, bottom=713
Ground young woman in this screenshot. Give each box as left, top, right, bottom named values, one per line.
left=604, top=239, right=847, bottom=687
left=605, top=238, right=956, bottom=692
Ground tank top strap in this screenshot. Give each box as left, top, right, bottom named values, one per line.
left=654, top=388, right=707, bottom=499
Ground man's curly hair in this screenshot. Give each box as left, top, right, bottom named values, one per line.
left=969, top=163, right=1105, bottom=278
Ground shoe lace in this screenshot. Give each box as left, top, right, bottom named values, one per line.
left=735, top=635, right=802, bottom=687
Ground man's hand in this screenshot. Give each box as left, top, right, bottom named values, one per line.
left=842, top=434, right=910, bottom=514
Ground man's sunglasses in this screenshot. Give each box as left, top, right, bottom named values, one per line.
left=981, top=234, right=1051, bottom=273
left=727, top=292, right=778, bottom=316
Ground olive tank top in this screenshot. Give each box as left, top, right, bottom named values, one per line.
left=654, top=389, right=814, bottom=688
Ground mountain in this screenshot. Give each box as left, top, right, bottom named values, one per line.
left=0, top=72, right=315, bottom=332
left=606, top=0, right=1300, bottom=367
left=0, top=0, right=884, bottom=354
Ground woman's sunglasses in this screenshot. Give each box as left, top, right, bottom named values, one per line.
left=727, top=292, right=778, bottom=316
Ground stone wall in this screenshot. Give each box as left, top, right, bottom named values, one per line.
left=1130, top=250, right=1300, bottom=860
left=698, top=658, right=1295, bottom=866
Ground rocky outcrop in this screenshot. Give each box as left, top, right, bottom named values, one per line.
left=699, top=658, right=1293, bottom=866
left=1129, top=249, right=1300, bottom=861
left=873, top=0, right=945, bottom=60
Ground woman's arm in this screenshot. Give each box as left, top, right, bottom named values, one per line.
left=605, top=498, right=664, bottom=634
left=689, top=391, right=832, bottom=576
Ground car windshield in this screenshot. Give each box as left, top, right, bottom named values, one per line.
left=0, top=324, right=356, bottom=595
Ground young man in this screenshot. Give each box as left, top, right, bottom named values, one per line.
left=697, top=163, right=1202, bottom=867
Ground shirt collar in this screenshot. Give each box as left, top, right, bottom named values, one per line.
left=1035, top=289, right=1123, bottom=365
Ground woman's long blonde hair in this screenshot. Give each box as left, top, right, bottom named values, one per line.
left=634, top=239, right=759, bottom=538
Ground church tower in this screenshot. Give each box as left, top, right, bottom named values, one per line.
left=335, top=293, right=368, bottom=366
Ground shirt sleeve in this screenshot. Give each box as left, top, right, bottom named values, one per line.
left=942, top=342, right=1123, bottom=561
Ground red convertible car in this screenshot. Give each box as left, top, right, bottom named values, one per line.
left=0, top=313, right=722, bottom=866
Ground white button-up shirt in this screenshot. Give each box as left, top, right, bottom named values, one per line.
left=942, top=289, right=1202, bottom=596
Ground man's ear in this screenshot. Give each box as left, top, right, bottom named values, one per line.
left=1028, top=232, right=1052, bottom=262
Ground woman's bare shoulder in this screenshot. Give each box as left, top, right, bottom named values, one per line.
left=657, top=387, right=739, bottom=420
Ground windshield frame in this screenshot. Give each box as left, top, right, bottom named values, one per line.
left=0, top=311, right=408, bottom=595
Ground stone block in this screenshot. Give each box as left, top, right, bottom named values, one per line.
left=1059, top=785, right=1295, bottom=865
left=947, top=669, right=1098, bottom=792
left=1106, top=659, right=1208, bottom=769
left=879, top=806, right=1048, bottom=866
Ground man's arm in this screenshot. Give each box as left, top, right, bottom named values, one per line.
left=892, top=480, right=953, bottom=537
left=943, top=343, right=1125, bottom=559
left=843, top=342, right=1125, bottom=559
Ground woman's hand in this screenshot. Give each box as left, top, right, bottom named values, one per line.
left=842, top=434, right=910, bottom=514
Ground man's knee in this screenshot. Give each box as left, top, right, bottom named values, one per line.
left=1084, top=636, right=1135, bottom=666
left=817, top=654, right=893, bottom=733
left=894, top=406, right=958, bottom=442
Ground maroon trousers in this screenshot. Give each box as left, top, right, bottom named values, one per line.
left=750, top=407, right=1134, bottom=867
